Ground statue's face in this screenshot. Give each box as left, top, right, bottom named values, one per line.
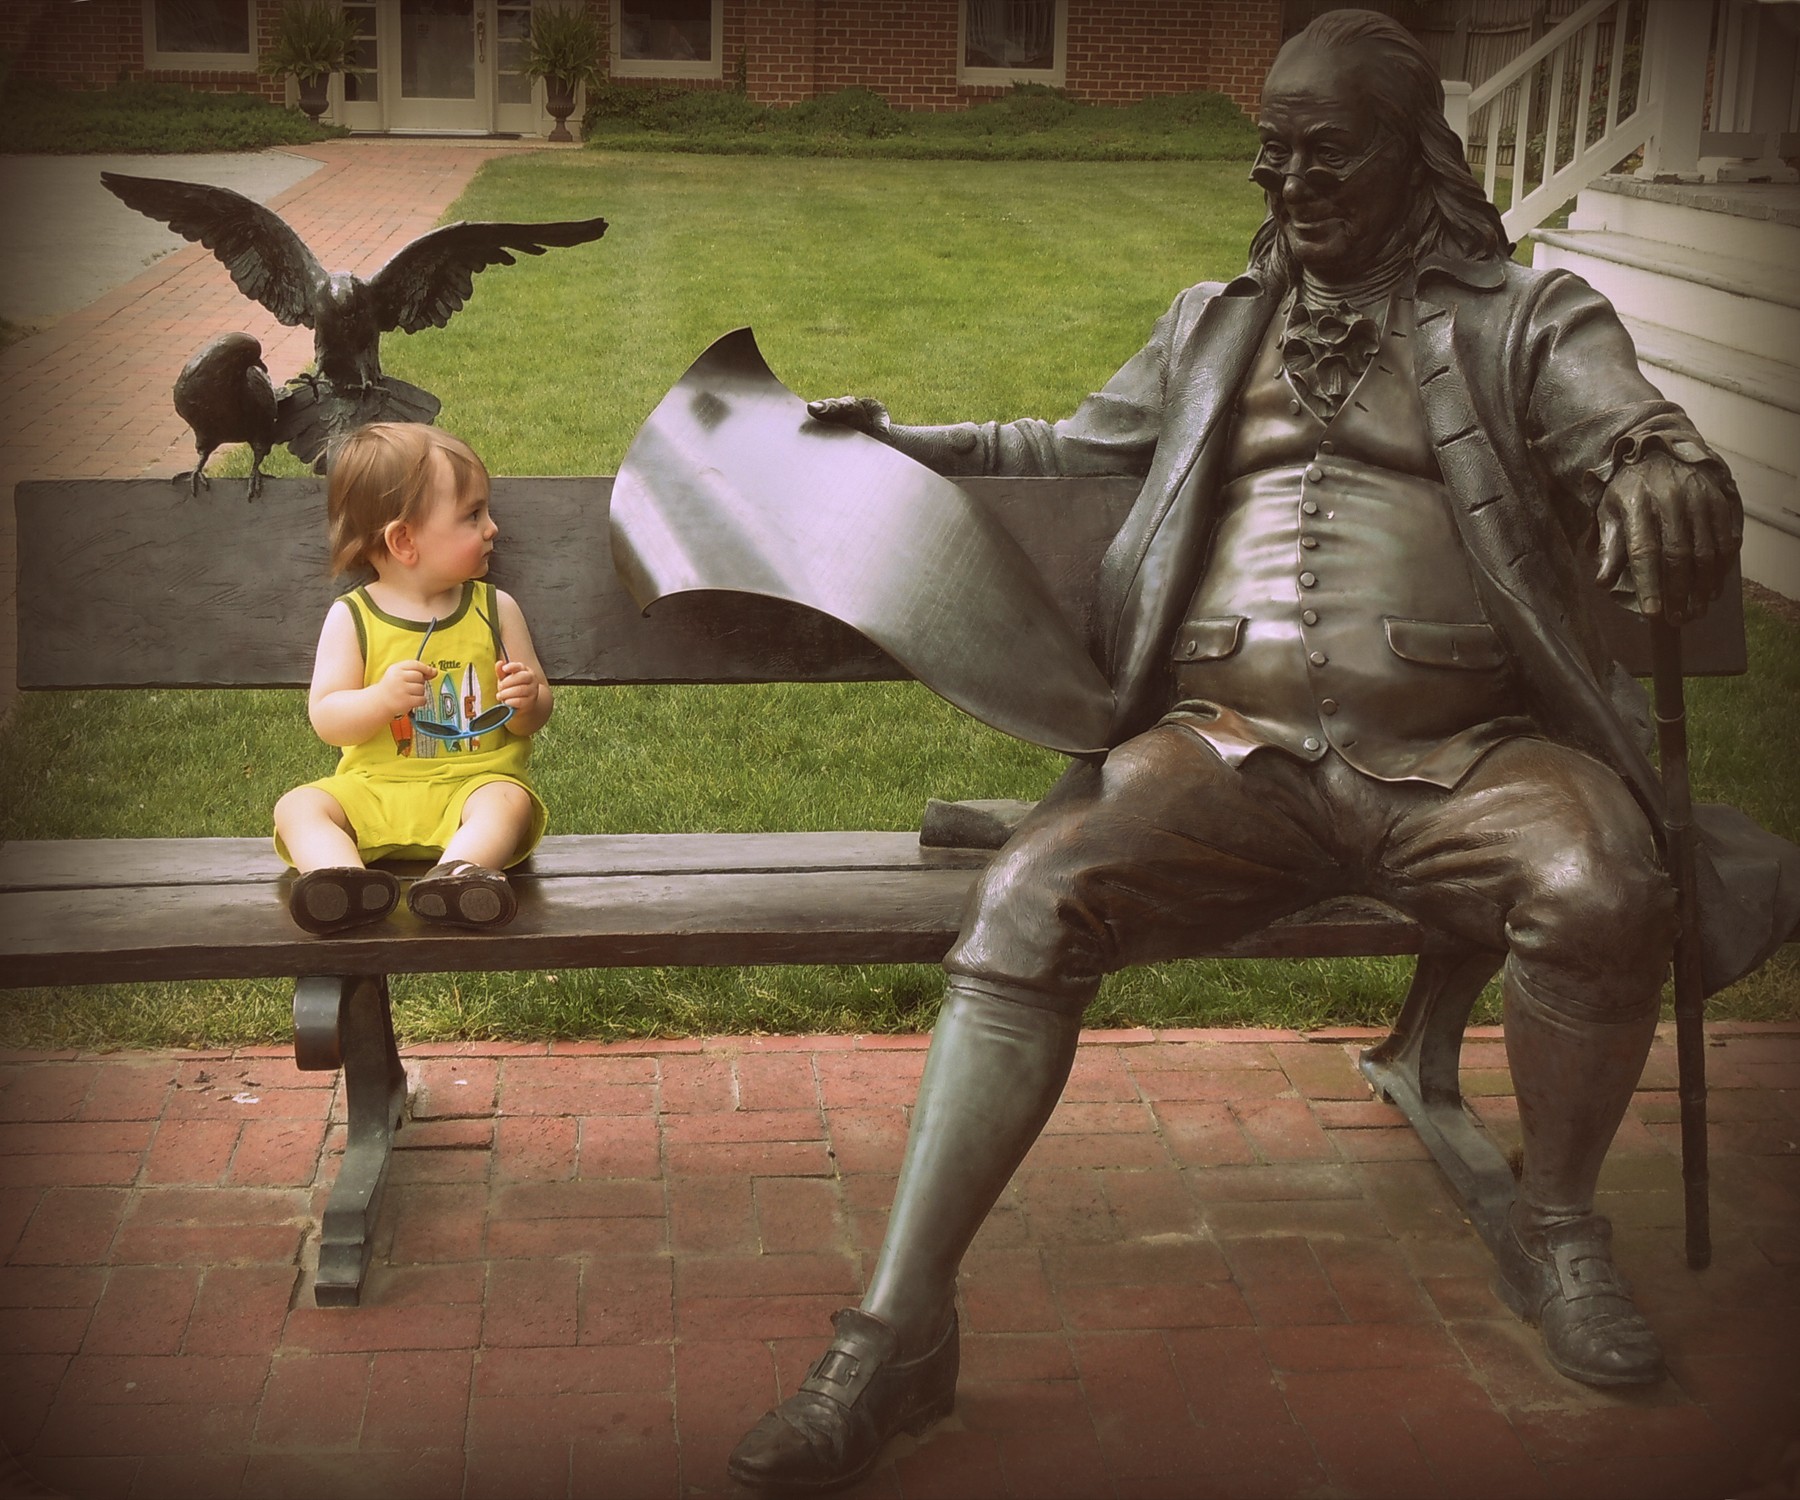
left=1255, top=42, right=1414, bottom=282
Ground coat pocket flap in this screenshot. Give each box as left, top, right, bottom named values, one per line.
left=1172, top=616, right=1245, bottom=663
left=1384, top=617, right=1506, bottom=669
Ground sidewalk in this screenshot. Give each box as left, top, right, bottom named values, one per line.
left=0, top=1023, right=1796, bottom=1499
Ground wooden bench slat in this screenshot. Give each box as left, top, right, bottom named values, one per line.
left=15, top=478, right=1744, bottom=689
left=0, top=832, right=990, bottom=893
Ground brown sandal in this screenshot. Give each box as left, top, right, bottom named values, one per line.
left=406, top=860, right=517, bottom=928
left=288, top=867, right=399, bottom=935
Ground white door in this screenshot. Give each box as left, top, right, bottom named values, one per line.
left=389, top=0, right=493, bottom=131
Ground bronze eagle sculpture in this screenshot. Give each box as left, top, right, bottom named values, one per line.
left=101, top=171, right=608, bottom=467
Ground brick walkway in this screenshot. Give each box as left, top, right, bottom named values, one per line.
left=0, top=1023, right=1795, bottom=1499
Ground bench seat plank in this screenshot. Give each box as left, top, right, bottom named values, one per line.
left=0, top=831, right=990, bottom=893
left=0, top=834, right=1426, bottom=989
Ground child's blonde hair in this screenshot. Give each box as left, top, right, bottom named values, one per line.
left=327, top=423, right=490, bottom=577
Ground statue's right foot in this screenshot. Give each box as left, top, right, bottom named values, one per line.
left=727, top=1306, right=958, bottom=1494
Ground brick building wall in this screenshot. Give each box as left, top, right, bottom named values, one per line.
left=8, top=0, right=1281, bottom=118
left=6, top=0, right=287, bottom=100
left=623, top=0, right=1283, bottom=115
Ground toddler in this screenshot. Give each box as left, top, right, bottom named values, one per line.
left=274, top=423, right=553, bottom=933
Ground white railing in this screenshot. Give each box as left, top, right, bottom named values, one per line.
left=1460, top=0, right=1656, bottom=241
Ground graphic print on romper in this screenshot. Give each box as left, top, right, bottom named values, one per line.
left=393, top=656, right=490, bottom=757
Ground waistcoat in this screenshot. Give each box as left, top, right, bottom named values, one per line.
left=1165, top=290, right=1532, bottom=786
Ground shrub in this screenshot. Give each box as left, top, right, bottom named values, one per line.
left=780, top=86, right=908, bottom=140
left=0, top=79, right=345, bottom=153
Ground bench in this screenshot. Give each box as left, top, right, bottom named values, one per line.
left=4, top=475, right=1755, bottom=1307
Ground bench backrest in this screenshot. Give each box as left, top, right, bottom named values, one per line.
left=14, top=476, right=1744, bottom=690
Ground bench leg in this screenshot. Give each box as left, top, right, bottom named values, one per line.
left=293, top=974, right=407, bottom=1308
left=1359, top=946, right=1514, bottom=1252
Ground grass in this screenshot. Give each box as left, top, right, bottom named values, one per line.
left=0, top=78, right=347, bottom=154
left=3, top=149, right=1795, bottom=1047
left=579, top=82, right=1261, bottom=161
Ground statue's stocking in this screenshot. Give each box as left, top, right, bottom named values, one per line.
left=860, top=984, right=1082, bottom=1352
left=1502, top=967, right=1659, bottom=1237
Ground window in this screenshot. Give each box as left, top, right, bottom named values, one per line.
left=612, top=0, right=722, bottom=79
left=959, top=0, right=1067, bottom=87
left=341, top=1, right=378, bottom=103
left=143, top=0, right=255, bottom=69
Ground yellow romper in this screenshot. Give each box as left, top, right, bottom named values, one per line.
left=275, top=580, right=547, bottom=867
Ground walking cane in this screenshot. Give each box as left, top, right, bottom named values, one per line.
left=1650, top=616, right=1710, bottom=1271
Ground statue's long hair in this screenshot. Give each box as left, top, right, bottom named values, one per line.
left=1248, top=9, right=1510, bottom=283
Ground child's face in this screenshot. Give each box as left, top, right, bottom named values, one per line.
left=410, top=452, right=497, bottom=584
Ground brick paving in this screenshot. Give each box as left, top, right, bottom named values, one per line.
left=0, top=1022, right=1794, bottom=1499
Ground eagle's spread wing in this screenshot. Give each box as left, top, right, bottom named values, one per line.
left=366, top=216, right=609, bottom=334
left=100, top=172, right=328, bottom=329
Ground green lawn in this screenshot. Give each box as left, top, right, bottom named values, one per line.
left=3, top=150, right=1794, bottom=1047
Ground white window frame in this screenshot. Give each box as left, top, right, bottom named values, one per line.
left=610, top=0, right=723, bottom=80
left=958, top=0, right=1067, bottom=88
left=141, top=0, right=257, bottom=71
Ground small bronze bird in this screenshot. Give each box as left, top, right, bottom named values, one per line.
left=101, top=171, right=608, bottom=464
left=173, top=331, right=278, bottom=499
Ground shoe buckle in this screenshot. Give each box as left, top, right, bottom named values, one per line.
left=802, top=1345, right=878, bottom=1406
left=1552, top=1242, right=1627, bottom=1303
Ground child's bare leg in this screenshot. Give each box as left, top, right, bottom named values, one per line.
left=408, top=782, right=535, bottom=928
left=274, top=787, right=363, bottom=871
left=275, top=787, right=398, bottom=934
left=440, top=781, right=535, bottom=871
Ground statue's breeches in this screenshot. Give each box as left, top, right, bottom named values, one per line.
left=946, top=728, right=1674, bottom=1018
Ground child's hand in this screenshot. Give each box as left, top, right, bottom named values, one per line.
left=496, top=658, right=541, bottom=713
left=377, top=659, right=437, bottom=717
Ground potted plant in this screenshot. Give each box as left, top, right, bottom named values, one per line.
left=260, top=0, right=360, bottom=123
left=522, top=4, right=605, bottom=142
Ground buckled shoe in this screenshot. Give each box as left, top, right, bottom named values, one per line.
left=727, top=1307, right=958, bottom=1494
left=1496, top=1211, right=1664, bottom=1386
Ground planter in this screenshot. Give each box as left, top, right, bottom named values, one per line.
left=296, top=75, right=330, bottom=123
left=544, top=75, right=577, bottom=142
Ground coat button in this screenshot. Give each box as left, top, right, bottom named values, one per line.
left=1306, top=464, right=1325, bottom=482
left=1303, top=736, right=1322, bottom=752
left=1321, top=698, right=1339, bottom=714
left=1299, top=571, right=1317, bottom=588
left=1302, top=608, right=1319, bottom=625
left=1289, top=398, right=1302, bottom=414
left=1182, top=640, right=1198, bottom=658
left=1319, top=440, right=1335, bottom=454
left=1309, top=650, right=1328, bottom=667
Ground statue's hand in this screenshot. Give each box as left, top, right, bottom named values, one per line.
left=806, top=395, right=892, bottom=440
left=1595, top=451, right=1741, bottom=625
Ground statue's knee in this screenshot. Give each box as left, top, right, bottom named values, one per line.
left=1511, top=831, right=1673, bottom=1001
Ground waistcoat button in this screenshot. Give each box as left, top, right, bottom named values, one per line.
left=1321, top=698, right=1339, bottom=714
left=1319, top=440, right=1335, bottom=454
left=1302, top=500, right=1318, bottom=515
left=1300, top=535, right=1318, bottom=549
left=1288, top=398, right=1302, bottom=414
left=1302, top=608, right=1319, bottom=625
left=1306, top=464, right=1325, bottom=482
left=1303, top=736, right=1322, bottom=752
left=1299, top=571, right=1317, bottom=588
left=1309, top=650, right=1328, bottom=667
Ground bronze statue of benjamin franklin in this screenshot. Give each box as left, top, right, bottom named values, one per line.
left=728, top=10, right=1800, bottom=1492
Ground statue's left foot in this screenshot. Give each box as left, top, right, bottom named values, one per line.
left=1496, top=1212, right=1664, bottom=1386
